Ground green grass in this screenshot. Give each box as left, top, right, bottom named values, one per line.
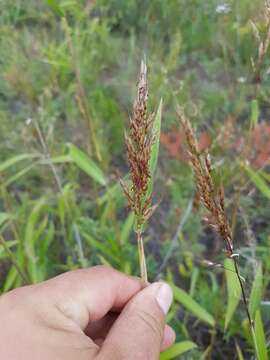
left=0, top=0, right=270, bottom=358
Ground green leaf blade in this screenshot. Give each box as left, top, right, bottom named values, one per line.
left=147, top=98, right=162, bottom=197
left=67, top=143, right=106, bottom=186
left=245, top=167, right=270, bottom=200
left=224, top=258, right=241, bottom=330
left=250, top=99, right=259, bottom=129
left=0, top=213, right=9, bottom=227
left=249, top=263, right=263, bottom=320
left=254, top=311, right=268, bottom=360
left=160, top=341, right=197, bottom=360
left=173, top=285, right=215, bottom=327
left=47, top=0, right=64, bottom=16
left=0, top=154, right=40, bottom=173
left=235, top=342, right=245, bottom=360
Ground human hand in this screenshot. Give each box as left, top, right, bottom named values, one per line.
left=0, top=266, right=175, bottom=359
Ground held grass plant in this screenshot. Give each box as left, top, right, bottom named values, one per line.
left=121, top=61, right=161, bottom=283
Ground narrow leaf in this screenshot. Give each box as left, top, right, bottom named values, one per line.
left=83, top=232, right=113, bottom=260
left=0, top=154, right=40, bottom=173
left=250, top=99, right=259, bottom=129
left=120, top=212, right=135, bottom=244
left=24, top=199, right=46, bottom=283
left=260, top=171, right=270, bottom=182
left=0, top=213, right=9, bottom=227
left=3, top=266, right=18, bottom=292
left=47, top=0, right=64, bottom=16
left=40, top=155, right=73, bottom=164
left=147, top=98, right=162, bottom=197
left=0, top=240, right=17, bottom=258
left=249, top=263, right=263, bottom=320
left=67, top=143, right=106, bottom=186
left=173, top=285, right=215, bottom=327
left=224, top=258, right=241, bottom=330
left=160, top=341, right=197, bottom=360
left=2, top=163, right=37, bottom=188
left=235, top=342, right=245, bottom=360
left=245, top=167, right=270, bottom=200
left=254, top=310, right=268, bottom=360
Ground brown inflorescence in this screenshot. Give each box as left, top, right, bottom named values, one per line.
left=177, top=106, right=234, bottom=256
left=121, top=61, right=155, bottom=227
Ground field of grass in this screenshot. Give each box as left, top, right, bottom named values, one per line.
left=0, top=0, right=270, bottom=358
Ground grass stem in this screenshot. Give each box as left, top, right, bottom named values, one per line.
left=136, top=229, right=148, bottom=283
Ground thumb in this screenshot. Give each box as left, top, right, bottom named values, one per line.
left=99, top=282, right=173, bottom=360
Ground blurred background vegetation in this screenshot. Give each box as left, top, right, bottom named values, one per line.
left=0, top=0, right=270, bottom=358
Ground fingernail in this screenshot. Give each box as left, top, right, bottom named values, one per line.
left=155, top=283, right=173, bottom=315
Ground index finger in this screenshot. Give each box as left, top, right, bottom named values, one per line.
left=40, top=266, right=143, bottom=330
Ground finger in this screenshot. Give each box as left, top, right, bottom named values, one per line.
left=99, top=282, right=174, bottom=359
left=86, top=313, right=175, bottom=351
left=39, top=266, right=143, bottom=330
left=161, top=325, right=176, bottom=351
left=92, top=326, right=175, bottom=350
left=86, top=312, right=117, bottom=339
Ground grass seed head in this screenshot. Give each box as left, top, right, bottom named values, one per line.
left=122, top=61, right=155, bottom=226
left=178, top=108, right=234, bottom=255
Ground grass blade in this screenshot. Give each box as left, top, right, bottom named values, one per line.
left=249, top=263, right=263, bottom=320
left=0, top=154, right=40, bottom=173
left=120, top=212, right=135, bottom=245
left=67, top=143, right=106, bottom=186
left=224, top=258, right=241, bottom=330
left=245, top=166, right=270, bottom=200
left=24, top=199, right=46, bottom=283
left=0, top=240, right=17, bottom=258
left=147, top=98, right=162, bottom=197
left=250, top=99, right=259, bottom=130
left=2, top=163, right=37, bottom=188
left=0, top=213, right=9, bottom=227
left=47, top=0, right=64, bottom=16
left=173, top=285, right=215, bottom=327
left=3, top=266, right=18, bottom=292
left=235, top=342, right=245, bottom=360
left=160, top=341, right=197, bottom=360
left=254, top=310, right=268, bottom=360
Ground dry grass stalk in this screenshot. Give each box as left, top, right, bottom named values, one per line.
left=250, top=0, right=270, bottom=82
left=62, top=18, right=101, bottom=161
left=121, top=61, right=156, bottom=283
left=177, top=106, right=254, bottom=330
left=31, top=118, right=86, bottom=267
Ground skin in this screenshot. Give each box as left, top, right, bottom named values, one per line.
left=0, top=266, right=175, bottom=360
